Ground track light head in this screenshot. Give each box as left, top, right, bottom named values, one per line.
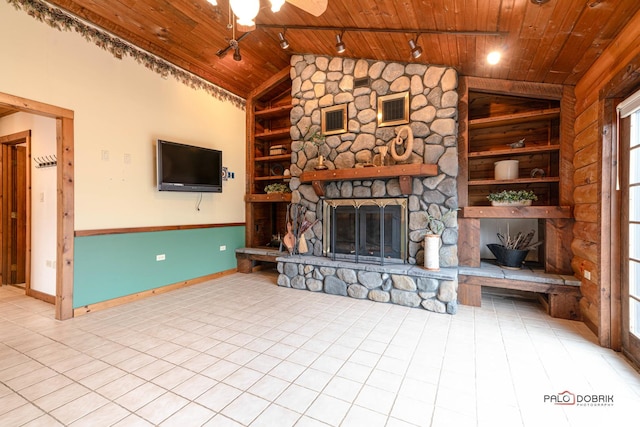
left=408, top=38, right=422, bottom=59
left=278, top=32, right=289, bottom=49
left=335, top=33, right=346, bottom=54
left=233, top=47, right=242, bottom=61
left=530, top=0, right=550, bottom=4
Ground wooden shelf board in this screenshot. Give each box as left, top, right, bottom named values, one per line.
left=469, top=107, right=560, bottom=129
left=255, top=128, right=290, bottom=140
left=460, top=205, right=572, bottom=218
left=300, top=163, right=437, bottom=183
left=255, top=104, right=292, bottom=119
left=245, top=193, right=292, bottom=203
left=300, top=163, right=437, bottom=197
left=468, top=144, right=560, bottom=159
left=467, top=177, right=560, bottom=186
left=254, top=175, right=288, bottom=181
left=255, top=154, right=291, bottom=162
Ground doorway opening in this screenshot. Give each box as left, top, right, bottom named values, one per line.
left=0, top=92, right=74, bottom=320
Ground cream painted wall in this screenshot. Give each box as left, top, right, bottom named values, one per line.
left=0, top=1, right=246, bottom=231
left=0, top=113, right=57, bottom=295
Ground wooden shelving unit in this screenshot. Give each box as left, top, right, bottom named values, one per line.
left=457, top=77, right=575, bottom=274
left=244, top=68, right=293, bottom=253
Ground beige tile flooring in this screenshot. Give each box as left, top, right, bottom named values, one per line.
left=1, top=271, right=639, bottom=427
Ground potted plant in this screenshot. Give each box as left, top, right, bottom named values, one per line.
left=487, top=227, right=543, bottom=269
left=487, top=190, right=537, bottom=206
left=264, top=183, right=291, bottom=194
left=423, top=208, right=457, bottom=270
left=305, top=127, right=327, bottom=170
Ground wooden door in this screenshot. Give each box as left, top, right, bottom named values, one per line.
left=620, top=111, right=640, bottom=366
left=2, top=144, right=27, bottom=285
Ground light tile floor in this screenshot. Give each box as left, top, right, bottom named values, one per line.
left=1, top=271, right=639, bottom=426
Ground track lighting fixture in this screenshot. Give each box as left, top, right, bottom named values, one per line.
left=335, top=32, right=346, bottom=54
left=408, top=36, right=422, bottom=59
left=233, top=47, right=242, bottom=61
left=278, top=31, right=290, bottom=49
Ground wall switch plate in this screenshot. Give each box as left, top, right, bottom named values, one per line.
left=584, top=270, right=591, bottom=280
left=156, top=254, right=166, bottom=261
left=220, top=245, right=226, bottom=251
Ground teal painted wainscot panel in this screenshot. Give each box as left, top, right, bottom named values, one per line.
left=73, top=226, right=245, bottom=308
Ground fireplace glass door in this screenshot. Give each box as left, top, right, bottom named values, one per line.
left=323, top=198, right=407, bottom=264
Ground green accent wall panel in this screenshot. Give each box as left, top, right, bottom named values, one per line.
left=73, top=226, right=245, bottom=308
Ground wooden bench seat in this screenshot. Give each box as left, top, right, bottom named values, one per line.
left=458, top=263, right=582, bottom=320
left=235, top=247, right=288, bottom=273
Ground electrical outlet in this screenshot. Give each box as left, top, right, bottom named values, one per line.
left=584, top=270, right=591, bottom=280
left=156, top=254, right=166, bottom=261
left=124, top=153, right=131, bottom=164
left=220, top=245, right=226, bottom=251
left=101, top=150, right=109, bottom=161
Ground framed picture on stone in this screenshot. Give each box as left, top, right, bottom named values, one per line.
left=321, top=104, right=347, bottom=136
left=378, top=91, right=409, bottom=127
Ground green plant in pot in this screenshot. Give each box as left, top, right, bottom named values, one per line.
left=487, top=190, right=537, bottom=206
left=304, top=126, right=327, bottom=170
left=487, top=227, right=543, bottom=269
left=264, top=183, right=291, bottom=194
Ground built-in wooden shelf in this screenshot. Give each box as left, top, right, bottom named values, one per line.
left=460, top=205, right=572, bottom=219
left=245, top=193, right=292, bottom=203
left=469, top=107, right=560, bottom=129
left=467, top=176, right=560, bottom=186
left=468, top=144, right=560, bottom=159
left=300, top=163, right=438, bottom=196
left=255, top=154, right=291, bottom=162
left=255, top=128, right=290, bottom=140
left=255, top=175, right=287, bottom=181
left=255, top=105, right=293, bottom=120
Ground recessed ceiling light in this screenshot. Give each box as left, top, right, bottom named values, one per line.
left=530, top=0, right=550, bottom=4
left=487, top=51, right=501, bottom=65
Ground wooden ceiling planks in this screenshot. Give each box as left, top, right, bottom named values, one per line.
left=36, top=0, right=640, bottom=98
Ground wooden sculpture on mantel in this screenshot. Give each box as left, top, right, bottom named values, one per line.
left=390, top=125, right=414, bottom=163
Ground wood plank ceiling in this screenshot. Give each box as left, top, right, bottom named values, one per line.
left=42, top=0, right=640, bottom=99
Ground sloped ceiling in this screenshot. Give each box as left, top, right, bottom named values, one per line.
left=37, top=0, right=640, bottom=99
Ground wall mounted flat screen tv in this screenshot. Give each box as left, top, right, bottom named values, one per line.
left=157, top=139, right=223, bottom=193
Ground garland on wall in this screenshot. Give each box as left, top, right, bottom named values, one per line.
left=7, top=0, right=246, bottom=109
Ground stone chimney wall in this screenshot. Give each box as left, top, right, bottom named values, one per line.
left=287, top=55, right=460, bottom=267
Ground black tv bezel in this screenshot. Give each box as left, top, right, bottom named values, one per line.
left=156, top=139, right=223, bottom=193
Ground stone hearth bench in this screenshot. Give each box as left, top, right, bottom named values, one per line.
left=458, top=262, right=582, bottom=320
left=276, top=255, right=459, bottom=314
left=235, top=247, right=288, bottom=273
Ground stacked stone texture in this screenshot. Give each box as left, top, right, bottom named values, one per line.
left=288, top=54, right=459, bottom=267
left=277, top=260, right=459, bottom=315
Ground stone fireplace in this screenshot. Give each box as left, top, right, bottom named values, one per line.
left=277, top=54, right=461, bottom=314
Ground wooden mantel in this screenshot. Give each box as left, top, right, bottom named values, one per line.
left=299, top=163, right=438, bottom=196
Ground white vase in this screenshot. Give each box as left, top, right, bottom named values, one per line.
left=424, top=234, right=441, bottom=270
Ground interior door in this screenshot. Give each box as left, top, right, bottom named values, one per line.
left=620, top=109, right=640, bottom=366
left=1, top=144, right=27, bottom=285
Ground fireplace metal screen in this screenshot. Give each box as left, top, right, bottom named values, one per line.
left=322, top=198, right=408, bottom=264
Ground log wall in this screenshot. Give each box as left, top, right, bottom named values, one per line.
left=573, top=9, right=640, bottom=345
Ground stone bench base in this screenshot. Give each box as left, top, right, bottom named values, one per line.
left=276, top=255, right=459, bottom=315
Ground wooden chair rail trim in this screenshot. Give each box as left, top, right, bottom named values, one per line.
left=75, top=222, right=245, bottom=237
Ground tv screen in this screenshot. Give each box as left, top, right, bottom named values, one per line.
left=157, top=139, right=222, bottom=193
